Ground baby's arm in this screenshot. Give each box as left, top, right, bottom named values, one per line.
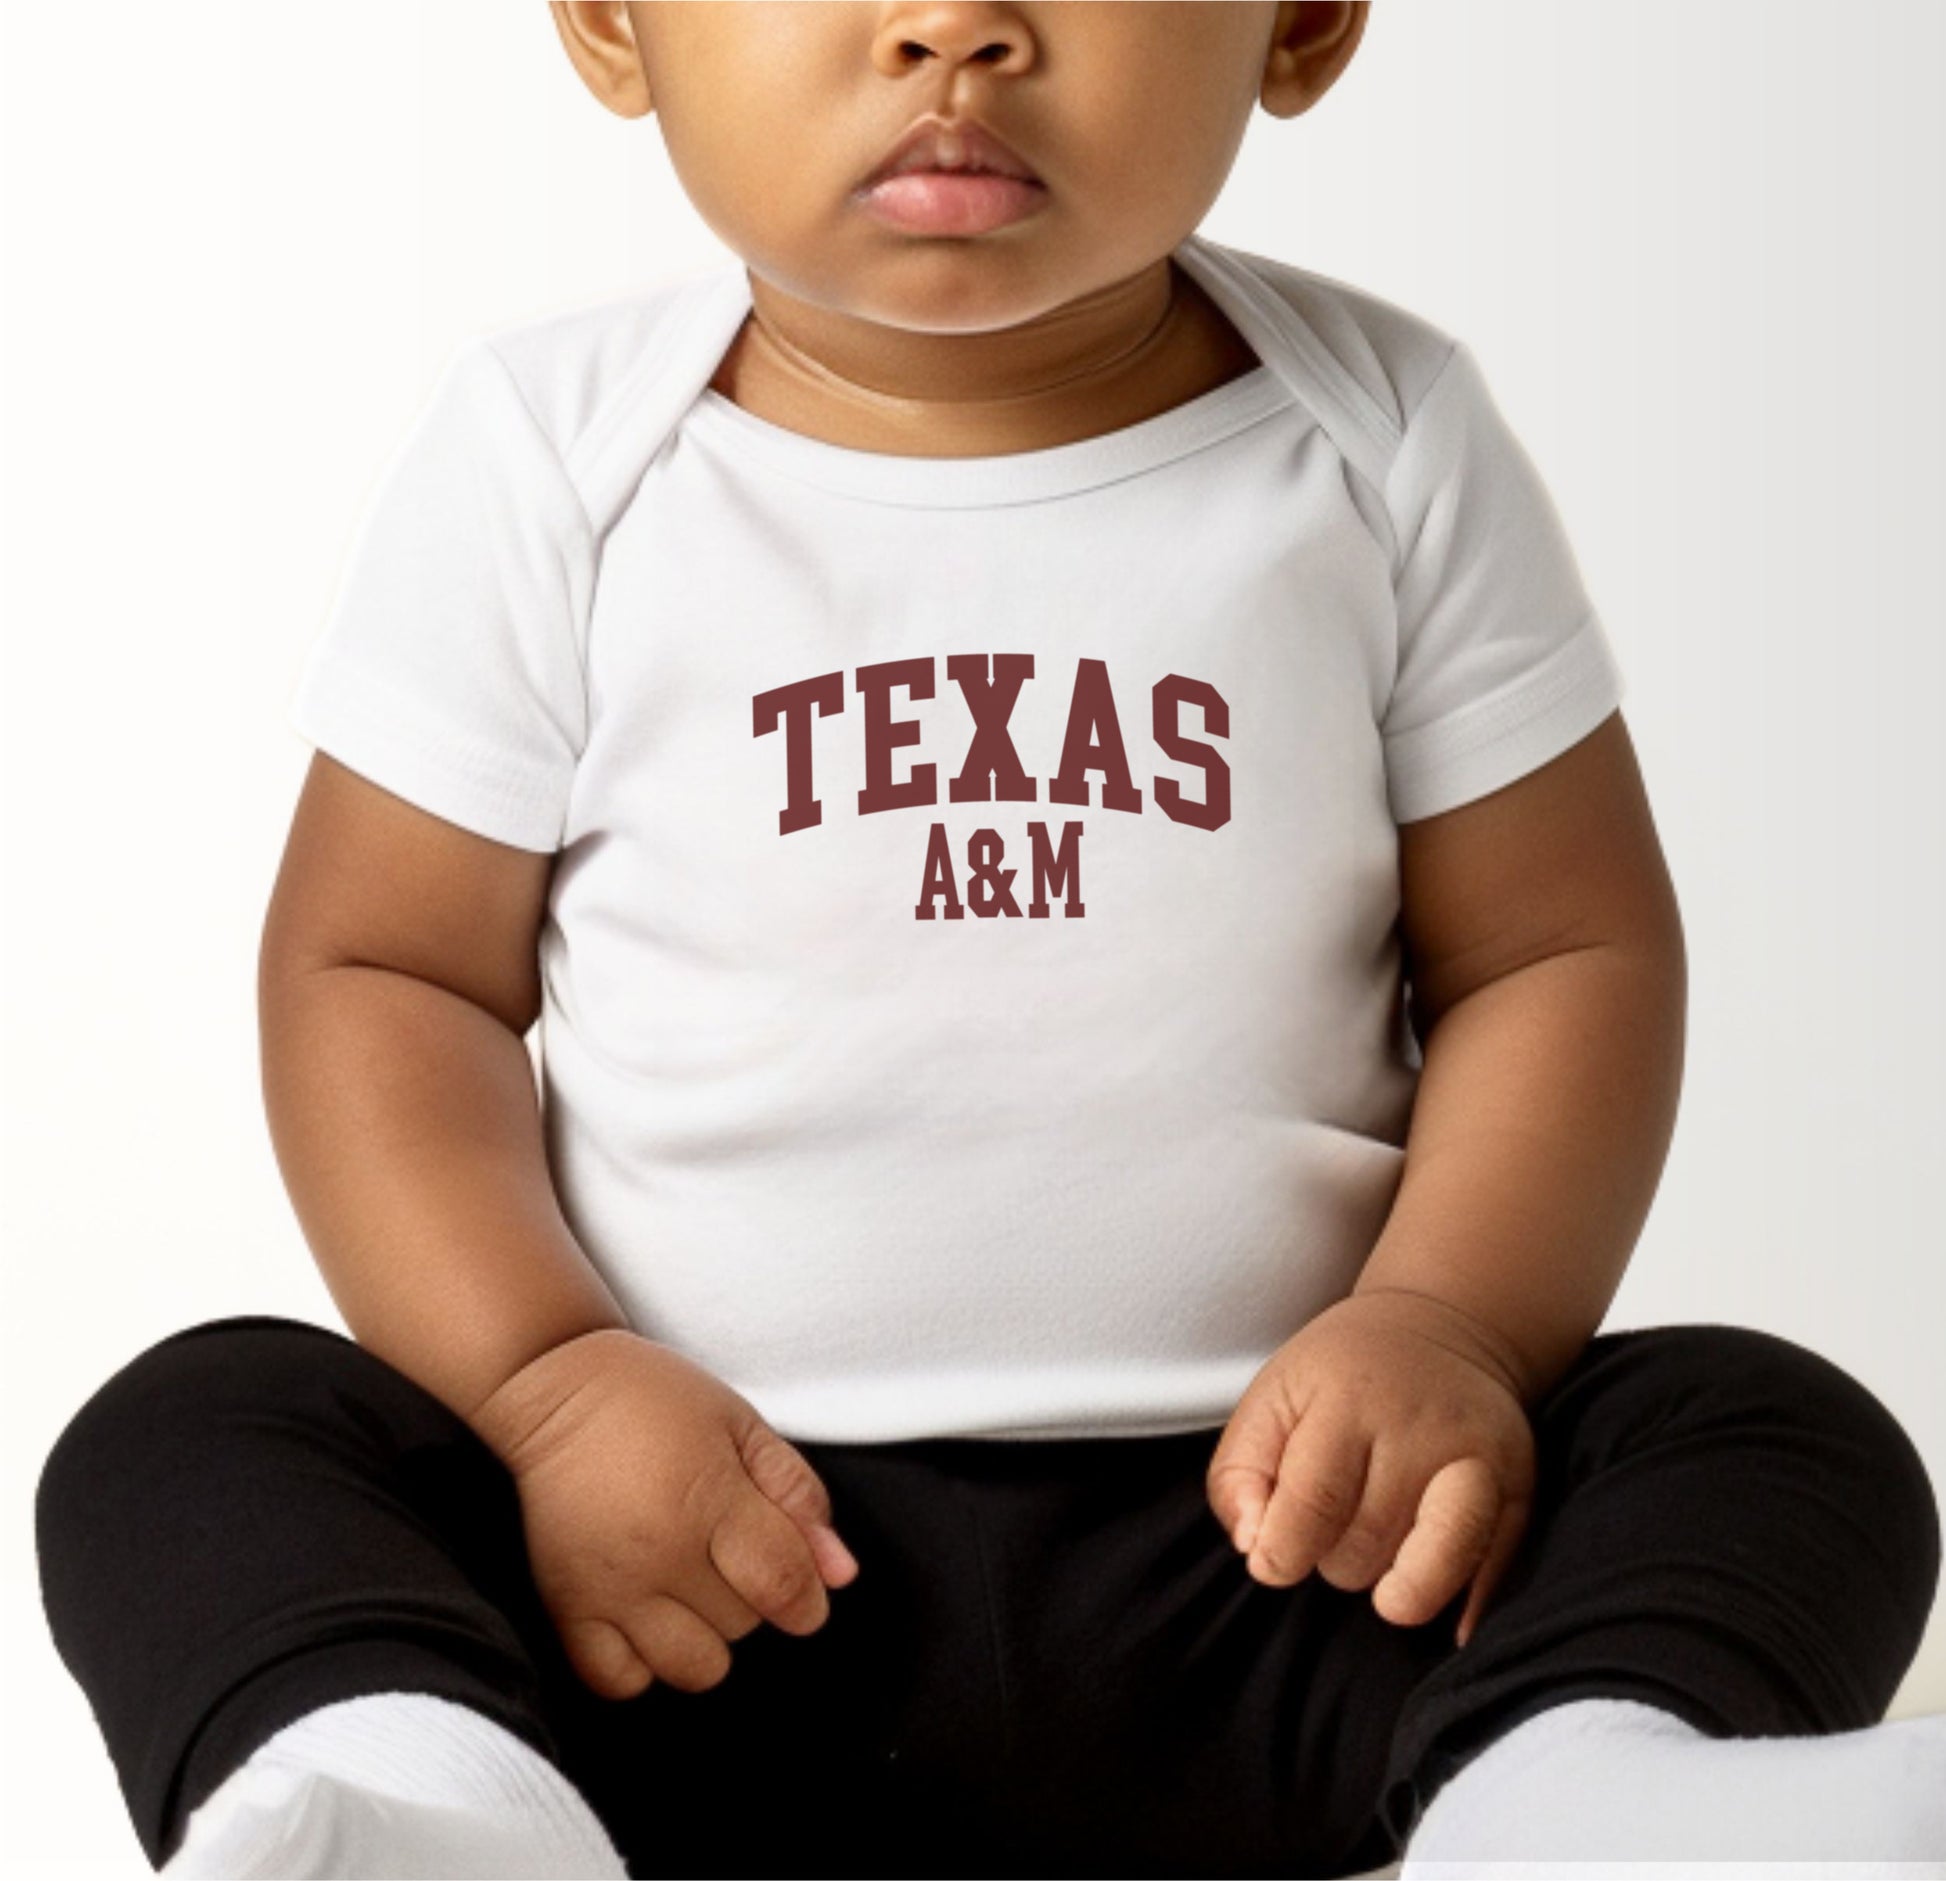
left=258, top=753, right=859, bottom=1695
left=1359, top=708, right=1686, bottom=1406
left=1207, top=711, right=1684, bottom=1643
left=258, top=751, right=630, bottom=1446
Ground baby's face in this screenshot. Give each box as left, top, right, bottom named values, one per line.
left=556, top=3, right=1364, bottom=337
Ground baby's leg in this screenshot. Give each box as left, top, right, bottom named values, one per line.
left=33, top=1314, right=626, bottom=1875
left=1381, top=1321, right=1943, bottom=1863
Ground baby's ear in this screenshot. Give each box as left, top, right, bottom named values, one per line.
left=549, top=1, right=655, bottom=122
left=1259, top=0, right=1369, bottom=121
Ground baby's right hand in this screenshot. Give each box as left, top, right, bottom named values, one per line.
left=469, top=1328, right=860, bottom=1701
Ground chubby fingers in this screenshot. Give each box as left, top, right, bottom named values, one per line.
left=1242, top=1411, right=1374, bottom=1588
left=734, top=1421, right=861, bottom=1588
left=1370, top=1454, right=1503, bottom=1632
left=603, top=1594, right=736, bottom=1696
left=708, top=1490, right=835, bottom=1637
left=1453, top=1472, right=1532, bottom=1646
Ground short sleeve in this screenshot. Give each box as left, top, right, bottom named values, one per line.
left=1380, top=339, right=1626, bottom=824
left=287, top=337, right=595, bottom=853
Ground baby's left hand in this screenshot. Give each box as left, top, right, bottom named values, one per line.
left=1205, top=1290, right=1537, bottom=1648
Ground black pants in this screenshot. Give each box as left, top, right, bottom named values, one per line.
left=34, top=1315, right=1941, bottom=1879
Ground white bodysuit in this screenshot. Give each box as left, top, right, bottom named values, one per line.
left=288, top=231, right=1626, bottom=1443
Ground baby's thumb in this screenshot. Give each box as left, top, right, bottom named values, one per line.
left=734, top=1418, right=860, bottom=1583
left=1204, top=1392, right=1291, bottom=1553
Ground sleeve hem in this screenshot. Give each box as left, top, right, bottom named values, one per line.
left=1383, top=611, right=1626, bottom=824
left=288, top=653, right=568, bottom=855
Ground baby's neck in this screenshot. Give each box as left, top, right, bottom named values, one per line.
left=704, top=258, right=1263, bottom=460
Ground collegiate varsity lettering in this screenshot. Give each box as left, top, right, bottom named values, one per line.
left=286, top=233, right=1626, bottom=1443
left=752, top=654, right=1232, bottom=918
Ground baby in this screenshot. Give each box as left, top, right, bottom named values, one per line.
left=35, top=4, right=1945, bottom=1877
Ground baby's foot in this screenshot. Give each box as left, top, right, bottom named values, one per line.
left=160, top=1691, right=628, bottom=1879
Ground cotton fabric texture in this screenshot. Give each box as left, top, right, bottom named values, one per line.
left=286, top=232, right=1627, bottom=1444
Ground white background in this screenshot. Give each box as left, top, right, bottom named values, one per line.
left=4, top=2, right=1943, bottom=1873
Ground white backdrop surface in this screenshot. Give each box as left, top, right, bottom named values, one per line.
left=4, top=4, right=1942, bottom=1874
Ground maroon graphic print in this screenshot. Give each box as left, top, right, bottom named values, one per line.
left=754, top=654, right=1230, bottom=920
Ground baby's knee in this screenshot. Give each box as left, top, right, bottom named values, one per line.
left=1623, top=1322, right=1940, bottom=1614
left=35, top=1316, right=354, bottom=1571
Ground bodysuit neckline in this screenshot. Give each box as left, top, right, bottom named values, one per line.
left=679, top=236, right=1299, bottom=510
